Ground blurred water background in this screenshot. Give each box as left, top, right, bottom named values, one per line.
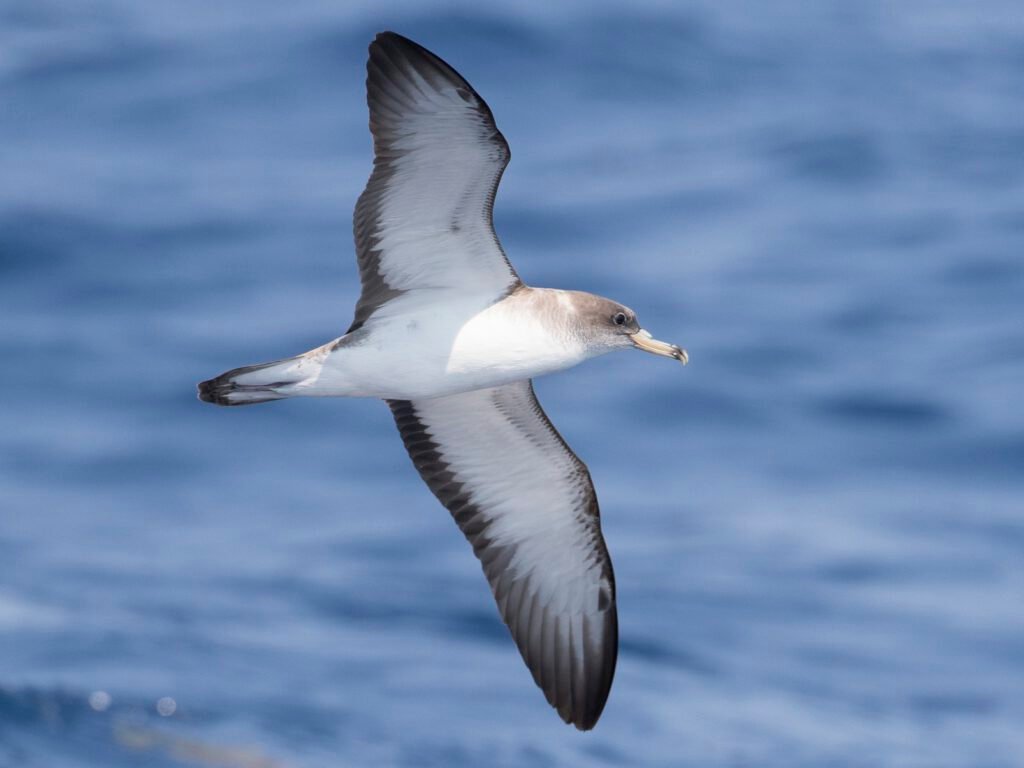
left=2, top=1, right=1023, bottom=766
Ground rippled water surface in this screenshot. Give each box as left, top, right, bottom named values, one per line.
left=2, top=1, right=1023, bottom=766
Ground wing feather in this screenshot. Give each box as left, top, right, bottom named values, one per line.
left=350, top=32, right=521, bottom=332
left=387, top=381, right=617, bottom=730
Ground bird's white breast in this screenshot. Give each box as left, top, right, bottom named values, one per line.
left=317, top=289, right=590, bottom=400
left=446, top=294, right=588, bottom=381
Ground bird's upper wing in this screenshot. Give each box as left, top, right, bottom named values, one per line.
left=387, top=380, right=617, bottom=730
left=349, top=32, right=521, bottom=332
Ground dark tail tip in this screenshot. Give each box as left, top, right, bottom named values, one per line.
left=197, top=372, right=285, bottom=407
left=197, top=376, right=229, bottom=405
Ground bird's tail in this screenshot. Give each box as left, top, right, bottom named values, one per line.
left=198, top=354, right=314, bottom=407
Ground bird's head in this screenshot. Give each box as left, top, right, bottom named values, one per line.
left=571, top=293, right=688, bottom=364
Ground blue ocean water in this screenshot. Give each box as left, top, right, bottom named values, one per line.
left=2, top=1, right=1023, bottom=765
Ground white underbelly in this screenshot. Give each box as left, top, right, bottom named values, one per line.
left=313, top=294, right=588, bottom=400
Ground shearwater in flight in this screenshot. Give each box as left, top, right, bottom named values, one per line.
left=199, top=31, right=687, bottom=730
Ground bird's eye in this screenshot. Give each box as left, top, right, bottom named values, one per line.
left=612, top=312, right=627, bottom=326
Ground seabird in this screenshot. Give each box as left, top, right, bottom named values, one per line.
left=198, top=31, right=687, bottom=730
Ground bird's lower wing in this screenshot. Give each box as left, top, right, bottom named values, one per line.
left=387, top=380, right=617, bottom=730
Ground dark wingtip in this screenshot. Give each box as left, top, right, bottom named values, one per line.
left=555, top=691, right=606, bottom=731
left=370, top=31, right=422, bottom=60
left=373, top=31, right=421, bottom=49
left=368, top=30, right=473, bottom=92
left=365, top=29, right=506, bottom=154
left=564, top=671, right=614, bottom=731
left=569, top=603, right=617, bottom=731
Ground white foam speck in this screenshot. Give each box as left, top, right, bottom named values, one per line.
left=156, top=696, right=177, bottom=717
left=88, top=691, right=112, bottom=712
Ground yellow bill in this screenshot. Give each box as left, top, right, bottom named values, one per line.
left=631, top=329, right=688, bottom=364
